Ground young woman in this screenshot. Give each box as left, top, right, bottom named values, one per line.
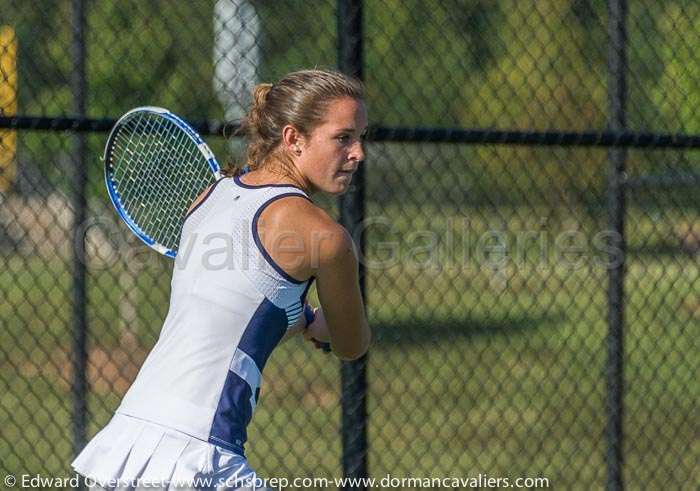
left=72, top=69, right=371, bottom=490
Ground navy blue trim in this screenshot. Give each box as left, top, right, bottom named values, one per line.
left=209, top=436, right=245, bottom=456
left=300, top=276, right=316, bottom=303
left=208, top=298, right=290, bottom=454
left=238, top=298, right=289, bottom=371
left=234, top=174, right=308, bottom=195
left=208, top=371, right=251, bottom=457
left=252, top=193, right=313, bottom=284
left=183, top=177, right=225, bottom=223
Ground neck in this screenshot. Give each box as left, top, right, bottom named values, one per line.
left=248, top=161, right=313, bottom=194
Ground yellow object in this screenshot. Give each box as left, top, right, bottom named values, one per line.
left=0, top=26, right=17, bottom=192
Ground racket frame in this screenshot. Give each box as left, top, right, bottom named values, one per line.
left=104, top=106, right=222, bottom=258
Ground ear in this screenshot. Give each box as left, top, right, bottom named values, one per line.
left=281, top=125, right=306, bottom=156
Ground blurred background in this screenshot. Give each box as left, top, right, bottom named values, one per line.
left=0, top=0, right=698, bottom=489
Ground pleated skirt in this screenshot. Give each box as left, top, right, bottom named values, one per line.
left=72, top=413, right=261, bottom=490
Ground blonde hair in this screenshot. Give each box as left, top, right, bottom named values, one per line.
left=224, top=69, right=364, bottom=176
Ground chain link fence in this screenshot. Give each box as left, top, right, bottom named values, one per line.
left=1, top=1, right=698, bottom=489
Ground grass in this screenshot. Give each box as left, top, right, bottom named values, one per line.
left=1, top=204, right=698, bottom=490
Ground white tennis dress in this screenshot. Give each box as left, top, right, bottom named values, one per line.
left=72, top=176, right=314, bottom=490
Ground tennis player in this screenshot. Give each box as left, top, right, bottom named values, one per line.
left=72, top=69, right=370, bottom=490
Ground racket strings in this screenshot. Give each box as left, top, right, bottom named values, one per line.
left=151, top=125, right=200, bottom=243
left=136, top=114, right=193, bottom=243
left=116, top=114, right=173, bottom=236
left=107, top=111, right=216, bottom=252
left=137, top=114, right=181, bottom=237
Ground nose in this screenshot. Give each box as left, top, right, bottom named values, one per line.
left=350, top=140, right=365, bottom=163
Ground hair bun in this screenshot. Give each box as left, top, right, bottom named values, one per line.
left=252, top=83, right=273, bottom=108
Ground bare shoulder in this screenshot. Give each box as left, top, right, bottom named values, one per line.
left=314, top=219, right=355, bottom=264
left=261, top=194, right=337, bottom=233
left=260, top=195, right=354, bottom=271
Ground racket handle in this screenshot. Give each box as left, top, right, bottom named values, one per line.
left=303, top=304, right=331, bottom=353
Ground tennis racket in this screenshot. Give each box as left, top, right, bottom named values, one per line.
left=104, top=106, right=221, bottom=258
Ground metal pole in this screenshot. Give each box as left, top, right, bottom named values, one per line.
left=606, top=0, right=627, bottom=489
left=71, top=0, right=88, bottom=462
left=337, top=1, right=367, bottom=489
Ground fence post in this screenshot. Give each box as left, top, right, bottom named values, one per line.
left=606, top=0, right=627, bottom=489
left=337, top=1, right=368, bottom=489
left=71, top=0, right=88, bottom=463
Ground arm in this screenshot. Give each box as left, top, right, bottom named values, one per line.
left=314, top=225, right=371, bottom=360
left=255, top=197, right=370, bottom=358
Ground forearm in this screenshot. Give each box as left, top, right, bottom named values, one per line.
left=280, top=305, right=332, bottom=352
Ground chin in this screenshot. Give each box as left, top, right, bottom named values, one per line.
left=323, top=187, right=347, bottom=197
left=319, top=179, right=352, bottom=196
left=333, top=181, right=353, bottom=195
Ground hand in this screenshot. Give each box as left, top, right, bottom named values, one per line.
left=303, top=305, right=332, bottom=353
left=305, top=307, right=329, bottom=342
